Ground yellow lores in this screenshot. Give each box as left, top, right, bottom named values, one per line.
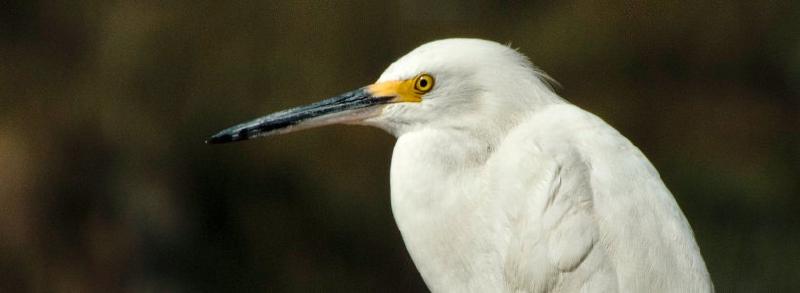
left=368, top=73, right=435, bottom=103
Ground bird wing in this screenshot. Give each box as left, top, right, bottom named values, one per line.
left=492, top=104, right=711, bottom=292
left=491, top=117, right=617, bottom=292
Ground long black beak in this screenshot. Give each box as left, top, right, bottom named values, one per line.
left=206, top=88, right=391, bottom=144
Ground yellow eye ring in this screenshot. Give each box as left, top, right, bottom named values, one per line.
left=414, top=74, right=435, bottom=93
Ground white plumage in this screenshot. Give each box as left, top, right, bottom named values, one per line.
left=209, top=38, right=713, bottom=292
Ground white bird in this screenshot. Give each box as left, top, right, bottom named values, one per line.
left=208, top=38, right=713, bottom=292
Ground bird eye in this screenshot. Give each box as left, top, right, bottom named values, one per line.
left=414, top=74, right=435, bottom=93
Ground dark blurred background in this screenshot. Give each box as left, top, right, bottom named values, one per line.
left=1, top=1, right=798, bottom=292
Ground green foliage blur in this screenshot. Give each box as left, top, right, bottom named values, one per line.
left=1, top=1, right=798, bottom=292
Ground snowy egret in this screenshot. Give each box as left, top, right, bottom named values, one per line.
left=208, top=38, right=713, bottom=292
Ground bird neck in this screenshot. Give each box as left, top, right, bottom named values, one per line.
left=386, top=89, right=565, bottom=291
left=389, top=128, right=507, bottom=290
left=388, top=85, right=567, bottom=209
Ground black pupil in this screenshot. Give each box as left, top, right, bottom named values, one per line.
left=419, top=79, right=428, bottom=88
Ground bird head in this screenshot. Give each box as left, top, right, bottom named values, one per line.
left=207, top=38, right=559, bottom=144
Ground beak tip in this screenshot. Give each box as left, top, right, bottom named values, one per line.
left=206, top=132, right=236, bottom=144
